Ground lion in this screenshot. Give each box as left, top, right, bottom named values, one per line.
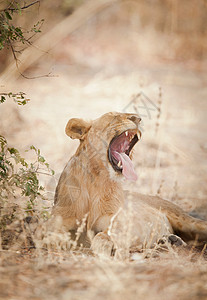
left=53, top=112, right=207, bottom=257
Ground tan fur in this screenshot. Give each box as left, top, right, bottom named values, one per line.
left=53, top=112, right=207, bottom=256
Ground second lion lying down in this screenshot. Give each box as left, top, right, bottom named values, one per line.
left=52, top=112, right=207, bottom=256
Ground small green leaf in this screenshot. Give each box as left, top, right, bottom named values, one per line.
left=38, top=156, right=45, bottom=163
left=0, top=96, right=6, bottom=103
left=5, top=11, right=12, bottom=20
left=8, top=147, right=18, bottom=155
left=30, top=145, right=36, bottom=151
left=16, top=3, right=22, bottom=14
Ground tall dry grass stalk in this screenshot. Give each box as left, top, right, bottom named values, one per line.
left=155, top=87, right=162, bottom=136
left=151, top=87, right=165, bottom=195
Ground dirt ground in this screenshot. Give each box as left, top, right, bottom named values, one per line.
left=1, top=248, right=207, bottom=300
left=1, top=1, right=207, bottom=299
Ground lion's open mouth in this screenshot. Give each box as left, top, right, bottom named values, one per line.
left=108, top=130, right=141, bottom=181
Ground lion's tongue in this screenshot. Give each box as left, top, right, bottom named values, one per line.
left=113, top=151, right=137, bottom=181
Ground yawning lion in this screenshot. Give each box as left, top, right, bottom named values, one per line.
left=53, top=112, right=207, bottom=256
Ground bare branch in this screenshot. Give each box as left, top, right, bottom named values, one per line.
left=1, top=0, right=40, bottom=12
left=9, top=38, right=57, bottom=79
left=2, top=0, right=120, bottom=82
left=0, top=92, right=26, bottom=96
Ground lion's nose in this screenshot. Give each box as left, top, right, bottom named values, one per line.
left=128, top=115, right=141, bottom=125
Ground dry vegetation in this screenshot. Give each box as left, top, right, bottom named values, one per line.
left=0, top=0, right=207, bottom=299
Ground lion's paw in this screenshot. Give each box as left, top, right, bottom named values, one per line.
left=91, top=232, right=115, bottom=257
left=158, top=234, right=186, bottom=248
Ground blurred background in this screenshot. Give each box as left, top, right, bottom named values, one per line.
left=0, top=0, right=207, bottom=213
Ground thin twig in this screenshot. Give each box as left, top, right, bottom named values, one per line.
left=10, top=38, right=56, bottom=79
left=36, top=171, right=54, bottom=177
left=1, top=0, right=40, bottom=12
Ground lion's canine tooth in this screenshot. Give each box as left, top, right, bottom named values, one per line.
left=138, top=132, right=141, bottom=140
left=125, top=131, right=128, bottom=137
left=117, top=161, right=122, bottom=168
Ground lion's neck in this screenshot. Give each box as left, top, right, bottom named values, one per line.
left=75, top=149, right=125, bottom=208
left=54, top=147, right=125, bottom=231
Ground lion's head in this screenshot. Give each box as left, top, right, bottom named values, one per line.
left=65, top=112, right=141, bottom=181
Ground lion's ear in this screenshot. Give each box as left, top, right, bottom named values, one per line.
left=65, top=118, right=91, bottom=140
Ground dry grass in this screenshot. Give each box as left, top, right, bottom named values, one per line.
left=1, top=245, right=207, bottom=300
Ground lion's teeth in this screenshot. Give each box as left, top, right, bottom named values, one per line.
left=117, top=161, right=122, bottom=168
left=138, top=132, right=141, bottom=140
left=125, top=131, right=128, bottom=137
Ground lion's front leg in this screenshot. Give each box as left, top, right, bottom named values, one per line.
left=88, top=214, right=116, bottom=257
left=91, top=231, right=115, bottom=257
